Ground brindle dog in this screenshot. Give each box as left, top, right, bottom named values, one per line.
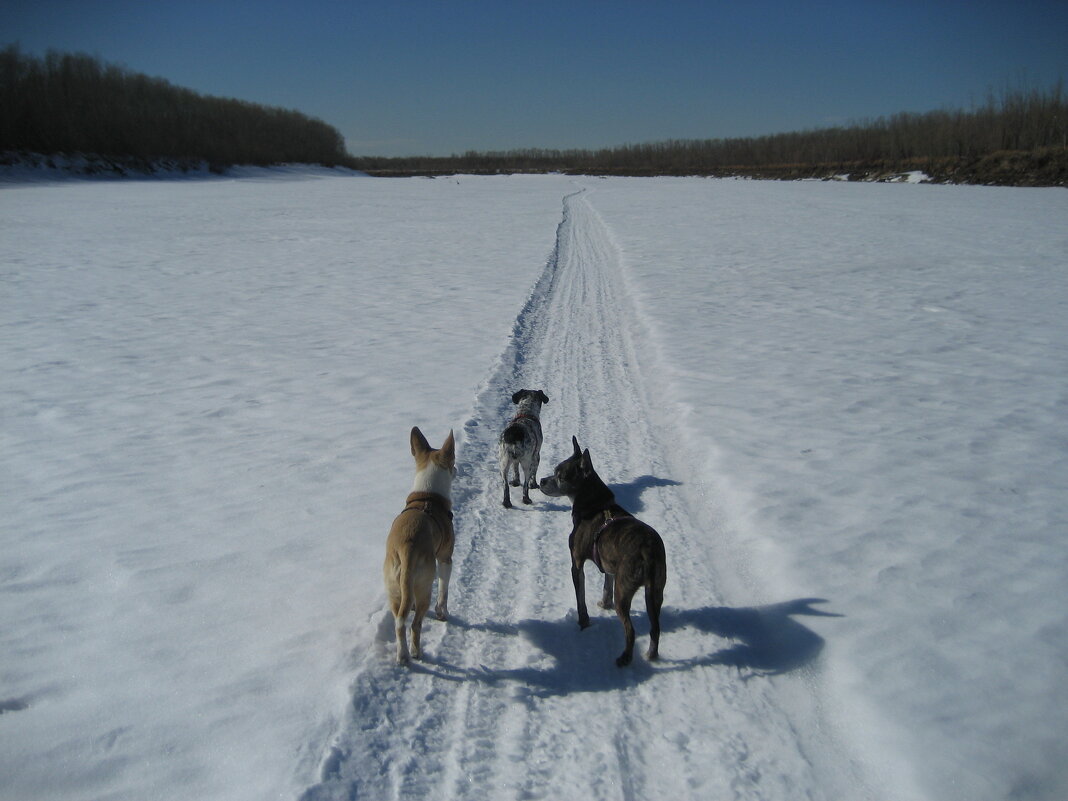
left=540, top=437, right=667, bottom=666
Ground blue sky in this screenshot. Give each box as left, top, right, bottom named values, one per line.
left=6, top=0, right=1067, bottom=157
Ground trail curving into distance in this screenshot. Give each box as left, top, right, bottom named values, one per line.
left=301, top=187, right=867, bottom=801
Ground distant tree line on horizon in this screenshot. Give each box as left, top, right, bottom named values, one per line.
left=1, top=44, right=1064, bottom=185
left=355, top=81, right=1067, bottom=185
left=0, top=45, right=351, bottom=169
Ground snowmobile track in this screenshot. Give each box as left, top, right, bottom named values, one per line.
left=301, top=187, right=860, bottom=801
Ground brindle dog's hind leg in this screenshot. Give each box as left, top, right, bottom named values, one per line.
left=598, top=573, right=614, bottom=609
left=645, top=582, right=663, bottom=660
left=614, top=582, right=636, bottom=667
left=572, top=561, right=591, bottom=629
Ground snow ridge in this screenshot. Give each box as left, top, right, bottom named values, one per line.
left=301, top=187, right=863, bottom=801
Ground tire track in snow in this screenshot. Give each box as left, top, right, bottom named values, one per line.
left=302, top=187, right=847, bottom=801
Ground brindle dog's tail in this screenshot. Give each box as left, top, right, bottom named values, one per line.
left=644, top=540, right=667, bottom=661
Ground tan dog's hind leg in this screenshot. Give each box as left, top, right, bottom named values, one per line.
left=409, top=604, right=428, bottom=661
left=435, top=560, right=452, bottom=621
left=385, top=554, right=411, bottom=664
left=394, top=618, right=410, bottom=663
left=408, top=554, right=437, bottom=660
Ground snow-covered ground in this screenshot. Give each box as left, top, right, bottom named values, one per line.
left=1, top=171, right=1065, bottom=801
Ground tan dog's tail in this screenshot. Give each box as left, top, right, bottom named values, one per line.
left=386, top=545, right=414, bottom=623
left=399, top=550, right=417, bottom=622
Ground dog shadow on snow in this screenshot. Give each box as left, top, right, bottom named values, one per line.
left=411, top=474, right=840, bottom=691
left=528, top=474, right=679, bottom=514
left=660, top=598, right=842, bottom=676
left=607, top=475, right=681, bottom=513
left=420, top=598, right=840, bottom=695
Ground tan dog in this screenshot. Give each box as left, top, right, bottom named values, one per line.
left=383, top=427, right=456, bottom=663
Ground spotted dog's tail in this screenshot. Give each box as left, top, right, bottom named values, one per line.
left=501, top=424, right=525, bottom=446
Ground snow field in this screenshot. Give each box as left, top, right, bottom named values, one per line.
left=3, top=170, right=1066, bottom=801
left=0, top=173, right=573, bottom=801
left=305, top=188, right=866, bottom=801
left=589, top=177, right=1068, bottom=801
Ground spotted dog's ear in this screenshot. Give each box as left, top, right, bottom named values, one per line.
left=537, top=391, right=549, bottom=405
left=511, top=390, right=526, bottom=404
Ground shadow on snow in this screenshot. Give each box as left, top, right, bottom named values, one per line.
left=411, top=598, right=840, bottom=693
left=606, top=474, right=682, bottom=514
left=521, top=472, right=681, bottom=515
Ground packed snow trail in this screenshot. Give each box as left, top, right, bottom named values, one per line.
left=302, top=188, right=868, bottom=801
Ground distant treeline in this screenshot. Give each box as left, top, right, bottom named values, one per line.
left=2, top=44, right=1065, bottom=185
left=0, top=45, right=351, bottom=169
left=355, top=82, right=1068, bottom=186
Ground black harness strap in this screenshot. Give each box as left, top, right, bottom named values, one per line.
left=590, top=510, right=626, bottom=573
left=401, top=494, right=453, bottom=535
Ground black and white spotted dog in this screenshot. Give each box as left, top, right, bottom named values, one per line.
left=498, top=389, right=549, bottom=508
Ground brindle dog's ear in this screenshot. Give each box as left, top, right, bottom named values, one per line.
left=580, top=448, right=594, bottom=475
left=511, top=390, right=525, bottom=404
left=572, top=436, right=581, bottom=456
left=538, top=391, right=549, bottom=404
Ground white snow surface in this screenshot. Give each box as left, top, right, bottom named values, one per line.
left=2, top=171, right=1066, bottom=801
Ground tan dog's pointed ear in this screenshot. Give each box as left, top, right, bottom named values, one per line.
left=441, top=430, right=455, bottom=462
left=411, top=426, right=431, bottom=457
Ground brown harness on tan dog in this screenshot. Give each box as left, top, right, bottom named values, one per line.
left=402, top=492, right=454, bottom=536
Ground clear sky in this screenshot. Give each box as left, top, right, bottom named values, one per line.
left=6, top=0, right=1067, bottom=157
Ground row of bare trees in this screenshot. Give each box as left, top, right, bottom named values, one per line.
left=356, top=82, right=1066, bottom=184
left=2, top=44, right=1063, bottom=184
left=0, top=46, right=351, bottom=168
